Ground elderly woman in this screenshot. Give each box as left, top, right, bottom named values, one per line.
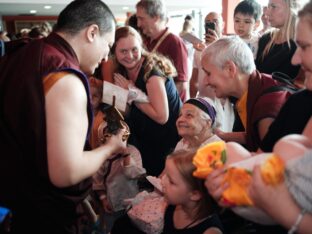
left=175, top=97, right=222, bottom=151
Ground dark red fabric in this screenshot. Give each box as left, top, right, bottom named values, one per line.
left=0, top=32, right=93, bottom=233
left=145, top=28, right=188, bottom=84
left=246, top=71, right=291, bottom=151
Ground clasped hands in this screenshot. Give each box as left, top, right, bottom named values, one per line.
left=113, top=73, right=149, bottom=104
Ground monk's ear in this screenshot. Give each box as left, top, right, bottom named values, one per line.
left=223, top=60, right=237, bottom=78
left=86, top=24, right=99, bottom=42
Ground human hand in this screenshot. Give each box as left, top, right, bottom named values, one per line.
left=113, top=73, right=132, bottom=89
left=193, top=42, right=206, bottom=51
left=205, top=168, right=230, bottom=207
left=249, top=165, right=289, bottom=214
left=204, top=30, right=219, bottom=44
left=101, top=197, right=113, bottom=214
left=104, top=127, right=128, bottom=155
left=128, top=83, right=149, bottom=104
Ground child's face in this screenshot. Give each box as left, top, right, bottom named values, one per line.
left=90, top=86, right=102, bottom=109
left=234, top=13, right=258, bottom=39
left=161, top=158, right=191, bottom=205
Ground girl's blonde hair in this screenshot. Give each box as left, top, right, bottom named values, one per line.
left=261, top=0, right=301, bottom=60
left=112, top=26, right=176, bottom=81
left=167, top=150, right=218, bottom=221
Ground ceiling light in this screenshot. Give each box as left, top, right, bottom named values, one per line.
left=30, top=10, right=37, bottom=14
left=122, top=6, right=129, bottom=10
left=44, top=5, right=52, bottom=9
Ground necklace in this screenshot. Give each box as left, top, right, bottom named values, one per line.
left=180, top=215, right=212, bottom=230
left=181, top=218, right=199, bottom=229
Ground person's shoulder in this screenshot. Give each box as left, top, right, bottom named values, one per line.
left=258, top=31, right=272, bottom=44
left=47, top=72, right=86, bottom=95
left=166, top=31, right=186, bottom=45
left=260, top=31, right=272, bottom=39
left=251, top=32, right=260, bottom=42
left=127, top=144, right=141, bottom=158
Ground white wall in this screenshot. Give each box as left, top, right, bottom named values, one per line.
left=168, top=1, right=222, bottom=39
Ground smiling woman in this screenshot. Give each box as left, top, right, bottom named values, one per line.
left=175, top=97, right=222, bottom=151
left=111, top=26, right=182, bottom=176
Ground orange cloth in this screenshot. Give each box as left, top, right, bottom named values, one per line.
left=236, top=91, right=248, bottom=130
left=43, top=71, right=71, bottom=94
left=101, top=58, right=115, bottom=83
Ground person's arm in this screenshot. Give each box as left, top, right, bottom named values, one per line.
left=174, top=80, right=188, bottom=101
left=134, top=75, right=169, bottom=124
left=257, top=117, right=275, bottom=140
left=122, top=145, right=146, bottom=179
left=167, top=36, right=189, bottom=101
left=303, top=117, right=312, bottom=139
left=249, top=166, right=312, bottom=234
left=273, top=134, right=312, bottom=162
left=46, top=74, right=126, bottom=188
left=189, top=67, right=199, bottom=98
left=215, top=129, right=246, bottom=145
left=204, top=227, right=223, bottom=234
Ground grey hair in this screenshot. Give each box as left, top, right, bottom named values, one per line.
left=199, top=111, right=216, bottom=129
left=202, top=35, right=255, bottom=75
left=136, top=0, right=167, bottom=21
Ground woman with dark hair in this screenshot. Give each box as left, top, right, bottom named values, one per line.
left=112, top=26, right=182, bottom=176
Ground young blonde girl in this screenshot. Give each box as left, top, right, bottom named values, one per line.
left=255, top=0, right=301, bottom=79
left=161, top=150, right=223, bottom=234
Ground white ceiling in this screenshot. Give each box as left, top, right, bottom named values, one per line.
left=0, top=0, right=212, bottom=18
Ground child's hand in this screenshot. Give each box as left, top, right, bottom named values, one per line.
left=101, top=197, right=113, bottom=214
left=105, top=127, right=128, bottom=155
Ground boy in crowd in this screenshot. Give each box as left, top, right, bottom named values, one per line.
left=234, top=0, right=262, bottom=58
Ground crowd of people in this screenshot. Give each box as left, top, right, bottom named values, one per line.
left=0, top=0, right=312, bottom=233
